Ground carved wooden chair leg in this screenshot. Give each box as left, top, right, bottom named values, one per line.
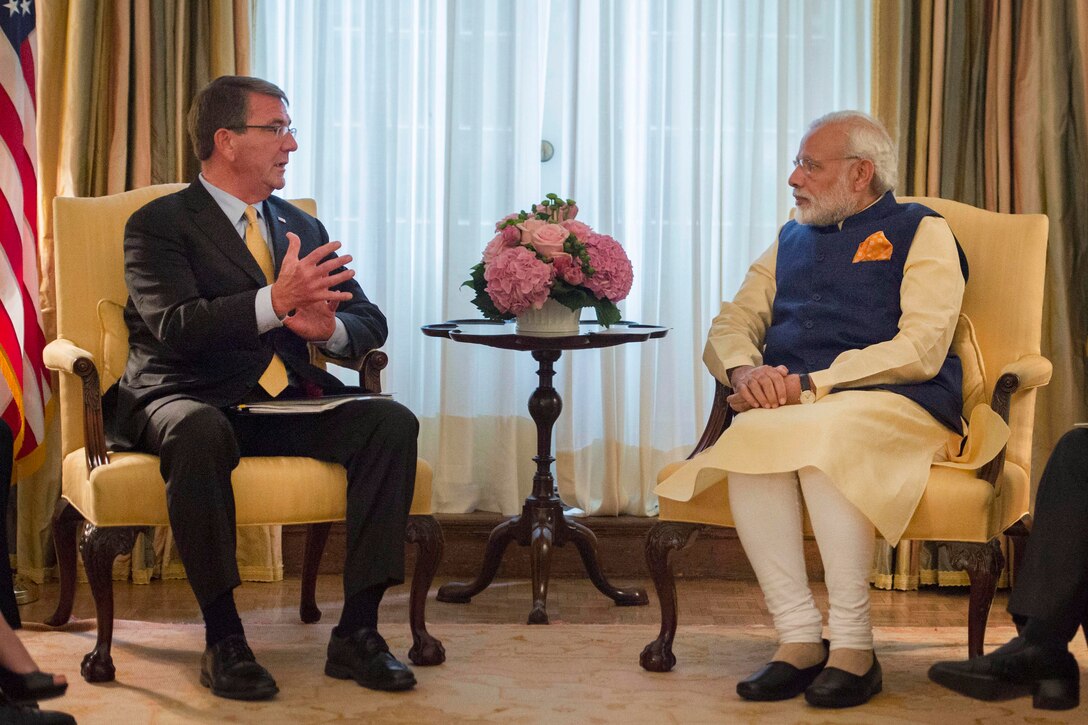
left=79, top=524, right=139, bottom=682
left=45, top=499, right=83, bottom=627
left=949, top=539, right=1005, bottom=659
left=405, top=514, right=446, bottom=666
left=300, top=522, right=333, bottom=624
left=640, top=521, right=702, bottom=672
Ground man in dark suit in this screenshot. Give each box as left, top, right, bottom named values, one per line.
left=104, top=76, right=418, bottom=700
left=929, top=428, right=1087, bottom=710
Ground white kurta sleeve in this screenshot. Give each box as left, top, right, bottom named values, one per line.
left=702, top=240, right=778, bottom=387
left=808, top=216, right=964, bottom=397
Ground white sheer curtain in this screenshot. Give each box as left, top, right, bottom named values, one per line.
left=254, top=0, right=870, bottom=517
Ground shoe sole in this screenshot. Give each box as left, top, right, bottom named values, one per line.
left=199, top=671, right=280, bottom=701
left=324, top=660, right=416, bottom=691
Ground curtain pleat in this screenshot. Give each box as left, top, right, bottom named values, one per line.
left=23, top=1, right=278, bottom=589
left=871, top=0, right=1088, bottom=591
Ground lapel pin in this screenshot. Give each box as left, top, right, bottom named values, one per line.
left=277, top=216, right=286, bottom=223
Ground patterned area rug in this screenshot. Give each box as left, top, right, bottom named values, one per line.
left=18, top=621, right=1088, bottom=724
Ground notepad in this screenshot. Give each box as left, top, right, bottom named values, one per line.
left=233, top=393, right=392, bottom=415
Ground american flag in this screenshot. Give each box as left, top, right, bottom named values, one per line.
left=0, top=0, right=48, bottom=468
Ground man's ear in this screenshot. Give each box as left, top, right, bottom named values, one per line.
left=212, top=127, right=237, bottom=162
left=852, top=158, right=876, bottom=193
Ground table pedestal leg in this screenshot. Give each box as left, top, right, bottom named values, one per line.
left=436, top=349, right=647, bottom=622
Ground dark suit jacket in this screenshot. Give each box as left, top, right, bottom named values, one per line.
left=105, top=180, right=387, bottom=449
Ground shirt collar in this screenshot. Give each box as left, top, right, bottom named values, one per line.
left=198, top=174, right=260, bottom=230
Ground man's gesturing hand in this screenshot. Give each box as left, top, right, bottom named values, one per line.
left=284, top=300, right=339, bottom=342
left=271, top=232, right=355, bottom=318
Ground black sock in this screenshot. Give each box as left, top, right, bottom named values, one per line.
left=202, top=591, right=245, bottom=647
left=335, top=584, right=385, bottom=637
left=1021, top=617, right=1073, bottom=651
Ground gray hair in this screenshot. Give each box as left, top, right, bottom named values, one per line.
left=808, top=111, right=897, bottom=194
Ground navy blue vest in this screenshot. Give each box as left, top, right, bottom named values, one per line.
left=763, top=193, right=968, bottom=433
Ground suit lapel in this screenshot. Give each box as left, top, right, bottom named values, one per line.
left=183, top=182, right=267, bottom=286
left=263, top=198, right=290, bottom=277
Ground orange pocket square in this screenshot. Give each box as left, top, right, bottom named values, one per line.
left=852, top=231, right=894, bottom=263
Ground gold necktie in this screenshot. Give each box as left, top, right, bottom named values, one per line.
left=244, top=205, right=289, bottom=397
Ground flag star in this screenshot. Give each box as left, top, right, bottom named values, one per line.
left=4, top=1, right=19, bottom=16
left=20, top=0, right=29, bottom=14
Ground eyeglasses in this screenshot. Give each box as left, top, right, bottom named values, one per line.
left=791, top=156, right=861, bottom=175
left=229, top=125, right=298, bottom=138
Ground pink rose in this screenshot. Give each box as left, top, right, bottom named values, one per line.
left=484, top=246, right=555, bottom=314
left=560, top=219, right=592, bottom=242
left=501, top=225, right=520, bottom=243
left=552, top=252, right=585, bottom=286
left=530, top=223, right=569, bottom=260
left=483, top=232, right=514, bottom=265
left=583, top=233, right=633, bottom=301
left=518, top=218, right=547, bottom=237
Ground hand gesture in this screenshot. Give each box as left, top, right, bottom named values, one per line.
left=271, top=233, right=355, bottom=318
left=284, top=300, right=339, bottom=342
left=728, top=366, right=805, bottom=413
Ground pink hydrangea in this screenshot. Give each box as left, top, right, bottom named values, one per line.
left=482, top=232, right=515, bottom=265
left=583, top=233, right=633, bottom=301
left=484, top=246, right=555, bottom=314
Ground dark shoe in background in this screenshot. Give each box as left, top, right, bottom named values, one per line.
left=199, top=634, right=279, bottom=701
left=0, top=693, right=75, bottom=724
left=928, top=636, right=1079, bottom=710
left=326, top=628, right=416, bottom=691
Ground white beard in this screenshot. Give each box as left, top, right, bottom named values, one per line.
left=794, top=176, right=860, bottom=226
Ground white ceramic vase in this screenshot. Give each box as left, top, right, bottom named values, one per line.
left=515, top=298, right=581, bottom=336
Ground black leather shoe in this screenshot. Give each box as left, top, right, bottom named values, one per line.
left=199, top=634, right=279, bottom=701
left=928, top=636, right=1079, bottom=710
left=736, top=640, right=829, bottom=701
left=805, top=655, right=882, bottom=708
left=326, top=628, right=416, bottom=691
left=0, top=693, right=75, bottom=724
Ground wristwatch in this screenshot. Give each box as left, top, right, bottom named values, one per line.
left=798, top=373, right=816, bottom=404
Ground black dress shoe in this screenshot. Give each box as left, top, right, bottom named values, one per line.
left=736, top=640, right=829, bottom=701
left=0, top=693, right=75, bottom=724
left=928, top=636, right=1079, bottom=710
left=325, top=628, right=416, bottom=691
left=199, top=634, right=279, bottom=701
left=0, top=666, right=67, bottom=705
left=805, top=655, right=882, bottom=708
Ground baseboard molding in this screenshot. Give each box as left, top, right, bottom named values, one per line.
left=282, top=513, right=826, bottom=581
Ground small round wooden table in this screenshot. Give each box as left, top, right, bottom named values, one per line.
left=422, top=319, right=668, bottom=624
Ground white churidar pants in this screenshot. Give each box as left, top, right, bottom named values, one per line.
left=728, top=467, right=875, bottom=650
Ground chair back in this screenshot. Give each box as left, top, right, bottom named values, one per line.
left=52, top=184, right=316, bottom=459
left=899, top=197, right=1048, bottom=479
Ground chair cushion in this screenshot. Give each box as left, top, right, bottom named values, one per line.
left=97, top=300, right=129, bottom=391
left=63, top=450, right=433, bottom=527
left=952, top=313, right=987, bottom=417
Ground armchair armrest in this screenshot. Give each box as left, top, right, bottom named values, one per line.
left=309, top=346, right=389, bottom=394
left=978, top=353, right=1052, bottom=487
left=689, top=380, right=734, bottom=459
left=43, top=338, right=109, bottom=471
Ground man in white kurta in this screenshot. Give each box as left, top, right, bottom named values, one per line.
left=656, top=112, right=978, bottom=708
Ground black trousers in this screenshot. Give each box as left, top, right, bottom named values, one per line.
left=1007, top=427, right=1088, bottom=644
left=138, top=396, right=417, bottom=609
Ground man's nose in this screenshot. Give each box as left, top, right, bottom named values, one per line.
left=284, top=133, right=299, bottom=152
left=788, top=165, right=804, bottom=188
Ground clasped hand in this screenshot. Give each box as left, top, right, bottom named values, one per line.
left=727, top=365, right=803, bottom=413
left=271, top=232, right=354, bottom=342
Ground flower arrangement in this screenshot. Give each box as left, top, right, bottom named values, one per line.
left=464, top=194, right=633, bottom=327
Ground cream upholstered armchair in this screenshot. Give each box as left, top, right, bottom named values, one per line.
left=640, top=197, right=1050, bottom=671
left=42, top=184, right=445, bottom=682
